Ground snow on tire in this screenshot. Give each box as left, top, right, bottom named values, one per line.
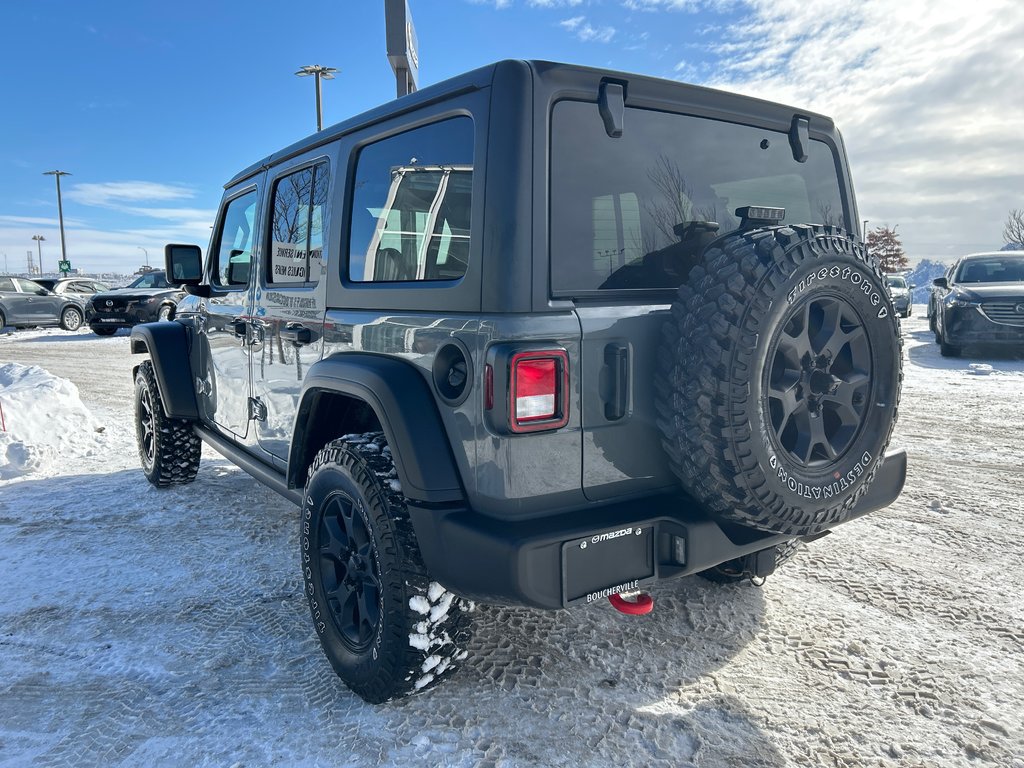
left=656, top=225, right=903, bottom=536
left=134, top=360, right=201, bottom=487
left=301, top=432, right=473, bottom=704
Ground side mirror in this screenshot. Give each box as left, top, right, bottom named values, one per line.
left=932, top=277, right=948, bottom=289
left=909, top=284, right=917, bottom=289
left=165, top=244, right=203, bottom=285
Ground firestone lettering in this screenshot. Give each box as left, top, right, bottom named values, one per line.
left=787, top=265, right=889, bottom=319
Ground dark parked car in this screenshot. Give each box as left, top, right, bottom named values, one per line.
left=34, top=277, right=112, bottom=296
left=932, top=251, right=1024, bottom=356
left=86, top=270, right=185, bottom=336
left=0, top=275, right=86, bottom=331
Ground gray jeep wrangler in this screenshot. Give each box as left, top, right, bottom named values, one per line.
left=130, top=60, right=905, bottom=703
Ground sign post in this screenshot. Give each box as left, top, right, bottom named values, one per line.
left=385, top=0, right=419, bottom=98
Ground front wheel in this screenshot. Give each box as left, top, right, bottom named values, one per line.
left=60, top=306, right=83, bottom=331
left=157, top=304, right=174, bottom=322
left=92, top=326, right=118, bottom=336
left=135, top=360, right=201, bottom=486
left=302, top=433, right=473, bottom=704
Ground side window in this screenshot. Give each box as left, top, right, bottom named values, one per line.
left=70, top=281, right=95, bottom=294
left=268, top=163, right=329, bottom=285
left=348, top=117, right=473, bottom=283
left=0, top=277, right=15, bottom=291
left=213, top=189, right=258, bottom=288
left=15, top=278, right=47, bottom=295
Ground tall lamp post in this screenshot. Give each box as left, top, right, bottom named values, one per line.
left=138, top=246, right=149, bottom=267
left=43, top=170, right=71, bottom=271
left=295, top=65, right=337, bottom=132
left=32, top=235, right=46, bottom=275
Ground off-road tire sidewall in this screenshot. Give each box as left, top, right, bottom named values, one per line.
left=749, top=255, right=901, bottom=528
left=658, top=225, right=902, bottom=535
left=134, top=361, right=201, bottom=487
left=301, top=435, right=472, bottom=704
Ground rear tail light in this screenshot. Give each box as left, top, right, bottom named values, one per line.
left=509, top=350, right=569, bottom=433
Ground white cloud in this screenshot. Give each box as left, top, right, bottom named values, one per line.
left=65, top=181, right=196, bottom=207
left=701, top=0, right=1024, bottom=262
left=0, top=181, right=214, bottom=274
left=530, top=0, right=584, bottom=6
left=560, top=15, right=616, bottom=42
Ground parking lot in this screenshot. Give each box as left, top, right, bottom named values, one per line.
left=1, top=311, right=1023, bottom=767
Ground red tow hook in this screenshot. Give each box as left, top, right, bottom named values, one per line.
left=608, top=591, right=654, bottom=615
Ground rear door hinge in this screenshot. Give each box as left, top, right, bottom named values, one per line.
left=248, top=396, right=267, bottom=422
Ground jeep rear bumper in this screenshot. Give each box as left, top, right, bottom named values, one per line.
left=409, top=449, right=907, bottom=609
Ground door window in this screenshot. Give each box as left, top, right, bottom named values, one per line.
left=212, top=189, right=258, bottom=288
left=268, top=163, right=329, bottom=285
left=14, top=278, right=47, bottom=295
left=348, top=117, right=473, bottom=283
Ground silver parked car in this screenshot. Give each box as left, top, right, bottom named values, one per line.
left=32, top=277, right=112, bottom=296
left=0, top=276, right=87, bottom=331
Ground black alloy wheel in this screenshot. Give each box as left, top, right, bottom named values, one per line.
left=318, top=491, right=383, bottom=650
left=766, top=294, right=871, bottom=468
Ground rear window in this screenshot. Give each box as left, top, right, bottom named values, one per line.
left=550, top=101, right=846, bottom=293
left=348, top=117, right=473, bottom=283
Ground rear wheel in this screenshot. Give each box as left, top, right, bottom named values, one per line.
left=302, top=433, right=473, bottom=703
left=657, top=225, right=902, bottom=536
left=134, top=361, right=201, bottom=486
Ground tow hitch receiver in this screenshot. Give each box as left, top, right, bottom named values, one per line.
left=608, top=591, right=654, bottom=615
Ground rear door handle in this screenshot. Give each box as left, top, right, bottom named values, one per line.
left=604, top=343, right=629, bottom=421
left=280, top=324, right=312, bottom=345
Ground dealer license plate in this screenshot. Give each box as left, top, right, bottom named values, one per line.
left=562, top=524, right=654, bottom=606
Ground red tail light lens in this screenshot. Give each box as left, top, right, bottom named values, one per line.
left=509, top=350, right=568, bottom=433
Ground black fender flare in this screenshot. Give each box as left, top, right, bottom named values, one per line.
left=129, top=322, right=199, bottom=420
left=290, top=354, right=463, bottom=504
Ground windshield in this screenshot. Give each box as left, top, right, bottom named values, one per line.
left=127, top=272, right=170, bottom=289
left=886, top=276, right=908, bottom=289
left=954, top=257, right=1024, bottom=284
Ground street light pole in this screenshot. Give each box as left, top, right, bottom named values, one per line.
left=31, top=235, right=46, bottom=275
left=138, top=246, right=149, bottom=267
left=295, top=65, right=338, bottom=132
left=43, top=170, right=71, bottom=270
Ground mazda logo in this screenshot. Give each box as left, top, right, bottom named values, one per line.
left=1016, top=303, right=1024, bottom=314
left=105, top=300, right=113, bottom=307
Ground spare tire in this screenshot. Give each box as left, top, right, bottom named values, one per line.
left=656, top=225, right=902, bottom=535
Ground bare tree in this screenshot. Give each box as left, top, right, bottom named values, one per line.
left=1002, top=208, right=1024, bottom=248
left=866, top=225, right=908, bottom=273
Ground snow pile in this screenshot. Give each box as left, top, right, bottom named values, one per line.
left=0, top=362, right=107, bottom=480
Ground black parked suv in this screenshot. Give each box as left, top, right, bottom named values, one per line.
left=931, top=251, right=1024, bottom=356
left=86, top=270, right=184, bottom=335
left=129, top=61, right=906, bottom=703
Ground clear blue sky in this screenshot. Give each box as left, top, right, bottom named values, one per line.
left=2, top=0, right=1021, bottom=274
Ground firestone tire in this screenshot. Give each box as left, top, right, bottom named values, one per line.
left=301, top=433, right=474, bottom=704
left=657, top=225, right=903, bottom=535
left=134, top=360, right=201, bottom=486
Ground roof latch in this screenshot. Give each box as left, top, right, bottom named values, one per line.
left=789, top=115, right=809, bottom=163
left=599, top=81, right=625, bottom=138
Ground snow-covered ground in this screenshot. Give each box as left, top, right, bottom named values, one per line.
left=1, top=313, right=1022, bottom=767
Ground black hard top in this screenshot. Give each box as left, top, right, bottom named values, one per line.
left=225, top=59, right=835, bottom=189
